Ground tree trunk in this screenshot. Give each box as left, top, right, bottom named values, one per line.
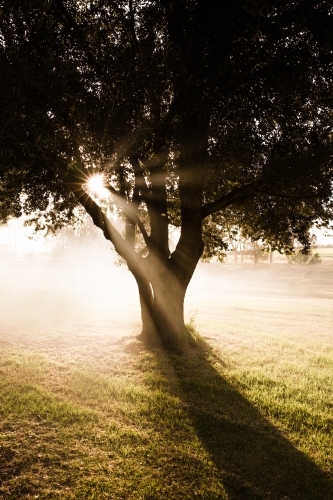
left=136, top=276, right=160, bottom=344
left=138, top=275, right=190, bottom=350
left=134, top=251, right=200, bottom=351
left=152, top=273, right=189, bottom=349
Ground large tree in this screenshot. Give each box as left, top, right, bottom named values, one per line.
left=0, top=0, right=332, bottom=349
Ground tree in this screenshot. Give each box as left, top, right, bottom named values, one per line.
left=0, top=0, right=332, bottom=350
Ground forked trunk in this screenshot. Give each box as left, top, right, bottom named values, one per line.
left=135, top=257, right=198, bottom=351
left=137, top=278, right=188, bottom=350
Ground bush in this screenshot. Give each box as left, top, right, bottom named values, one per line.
left=288, top=250, right=321, bottom=265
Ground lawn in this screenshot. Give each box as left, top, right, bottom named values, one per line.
left=0, top=257, right=332, bottom=499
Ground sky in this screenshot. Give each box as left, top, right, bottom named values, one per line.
left=0, top=217, right=333, bottom=258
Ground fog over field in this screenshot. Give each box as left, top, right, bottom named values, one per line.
left=1, top=239, right=333, bottom=500
left=1, top=238, right=333, bottom=353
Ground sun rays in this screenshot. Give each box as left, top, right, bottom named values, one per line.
left=86, top=173, right=110, bottom=200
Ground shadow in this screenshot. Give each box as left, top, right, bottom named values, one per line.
left=149, top=338, right=333, bottom=500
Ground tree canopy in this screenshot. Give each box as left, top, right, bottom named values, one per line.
left=1, top=0, right=332, bottom=348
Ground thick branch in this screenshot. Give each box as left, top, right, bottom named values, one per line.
left=105, top=182, right=150, bottom=248
left=73, top=186, right=158, bottom=289
left=202, top=183, right=254, bottom=219
left=202, top=181, right=325, bottom=220
left=135, top=152, right=170, bottom=260
left=66, top=164, right=143, bottom=262
left=74, top=186, right=129, bottom=260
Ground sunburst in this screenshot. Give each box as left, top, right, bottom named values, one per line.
left=86, top=174, right=109, bottom=199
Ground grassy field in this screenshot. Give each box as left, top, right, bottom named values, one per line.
left=0, top=254, right=332, bottom=499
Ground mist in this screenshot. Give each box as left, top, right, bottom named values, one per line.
left=1, top=224, right=332, bottom=354
left=0, top=229, right=140, bottom=352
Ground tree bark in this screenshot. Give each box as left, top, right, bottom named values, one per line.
left=136, top=276, right=161, bottom=346
left=134, top=255, right=196, bottom=351
left=152, top=268, right=189, bottom=348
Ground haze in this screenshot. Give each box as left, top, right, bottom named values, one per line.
left=1, top=228, right=332, bottom=355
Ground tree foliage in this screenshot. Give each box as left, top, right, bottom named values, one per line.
left=0, top=0, right=332, bottom=347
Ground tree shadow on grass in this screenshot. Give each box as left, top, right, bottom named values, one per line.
left=154, top=339, right=333, bottom=500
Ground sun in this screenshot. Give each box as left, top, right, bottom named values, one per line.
left=86, top=174, right=109, bottom=199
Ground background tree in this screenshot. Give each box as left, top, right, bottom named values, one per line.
left=0, top=0, right=332, bottom=349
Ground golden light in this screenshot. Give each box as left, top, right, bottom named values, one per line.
left=86, top=174, right=109, bottom=199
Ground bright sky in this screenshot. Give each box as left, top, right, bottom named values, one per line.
left=0, top=217, right=48, bottom=255
left=1, top=217, right=332, bottom=257
left=312, top=227, right=333, bottom=245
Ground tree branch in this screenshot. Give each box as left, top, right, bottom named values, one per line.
left=105, top=182, right=151, bottom=248
left=66, top=167, right=160, bottom=290
left=202, top=183, right=255, bottom=219
left=202, top=180, right=325, bottom=220
left=74, top=185, right=129, bottom=260
left=66, top=163, right=130, bottom=256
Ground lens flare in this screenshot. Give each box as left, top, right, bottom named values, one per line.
left=87, top=174, right=109, bottom=199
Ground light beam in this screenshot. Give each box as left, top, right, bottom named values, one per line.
left=86, top=174, right=109, bottom=200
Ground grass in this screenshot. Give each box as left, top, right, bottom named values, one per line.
left=0, top=260, right=332, bottom=499
left=0, top=349, right=225, bottom=499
